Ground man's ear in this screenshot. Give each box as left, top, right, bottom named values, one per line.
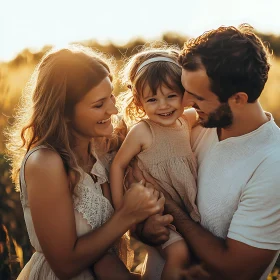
left=228, top=92, right=248, bottom=107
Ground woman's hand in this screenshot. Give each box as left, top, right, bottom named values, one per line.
left=118, top=182, right=165, bottom=226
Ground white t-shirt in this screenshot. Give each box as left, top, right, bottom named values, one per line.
left=192, top=113, right=280, bottom=280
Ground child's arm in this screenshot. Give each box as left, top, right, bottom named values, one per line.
left=110, top=122, right=152, bottom=210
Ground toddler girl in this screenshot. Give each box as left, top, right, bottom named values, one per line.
left=110, top=47, right=200, bottom=279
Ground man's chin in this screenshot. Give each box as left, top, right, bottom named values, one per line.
left=199, top=118, right=233, bottom=129
left=198, top=118, right=212, bottom=128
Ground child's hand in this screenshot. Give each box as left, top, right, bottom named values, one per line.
left=140, top=213, right=174, bottom=246
left=142, top=170, right=172, bottom=201
left=125, top=158, right=172, bottom=203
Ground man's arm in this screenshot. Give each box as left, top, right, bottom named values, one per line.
left=164, top=199, right=276, bottom=280
left=140, top=160, right=280, bottom=280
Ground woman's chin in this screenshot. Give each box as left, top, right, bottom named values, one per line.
left=95, top=124, right=114, bottom=137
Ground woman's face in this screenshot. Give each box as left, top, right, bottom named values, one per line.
left=70, top=76, right=118, bottom=140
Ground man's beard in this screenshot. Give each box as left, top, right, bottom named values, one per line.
left=199, top=103, right=233, bottom=128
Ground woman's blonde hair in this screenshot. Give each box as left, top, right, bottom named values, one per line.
left=5, top=44, right=116, bottom=192
left=119, top=45, right=184, bottom=127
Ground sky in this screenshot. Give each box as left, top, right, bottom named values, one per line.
left=1, top=0, right=280, bottom=62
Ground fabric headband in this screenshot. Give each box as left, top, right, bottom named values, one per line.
left=135, top=57, right=181, bottom=75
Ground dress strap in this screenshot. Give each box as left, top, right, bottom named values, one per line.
left=139, top=119, right=155, bottom=143
left=19, top=145, right=51, bottom=207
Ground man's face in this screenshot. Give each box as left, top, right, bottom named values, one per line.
left=181, top=68, right=233, bottom=128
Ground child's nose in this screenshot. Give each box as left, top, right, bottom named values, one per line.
left=158, top=99, right=169, bottom=109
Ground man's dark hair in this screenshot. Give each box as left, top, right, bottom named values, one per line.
left=179, top=24, right=271, bottom=102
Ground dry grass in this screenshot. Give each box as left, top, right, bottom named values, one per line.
left=1, top=57, right=280, bottom=152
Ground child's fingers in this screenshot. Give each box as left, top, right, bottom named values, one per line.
left=139, top=179, right=146, bottom=185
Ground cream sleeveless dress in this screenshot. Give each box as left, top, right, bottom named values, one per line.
left=17, top=145, right=114, bottom=280
left=137, top=117, right=200, bottom=222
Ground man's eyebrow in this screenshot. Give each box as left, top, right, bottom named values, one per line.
left=185, top=89, right=204, bottom=100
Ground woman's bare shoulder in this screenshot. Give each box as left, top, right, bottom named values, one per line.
left=25, top=147, right=66, bottom=178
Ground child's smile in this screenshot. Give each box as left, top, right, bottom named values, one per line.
left=141, top=85, right=184, bottom=127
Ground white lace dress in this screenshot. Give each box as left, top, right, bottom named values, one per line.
left=17, top=145, right=114, bottom=280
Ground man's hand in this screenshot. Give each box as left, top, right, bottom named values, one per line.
left=138, top=213, right=173, bottom=246
left=180, top=264, right=210, bottom=280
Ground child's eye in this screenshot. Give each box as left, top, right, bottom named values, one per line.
left=147, top=98, right=156, bottom=103
left=168, top=94, right=178, bottom=98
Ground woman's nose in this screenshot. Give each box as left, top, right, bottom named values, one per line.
left=107, top=97, right=118, bottom=115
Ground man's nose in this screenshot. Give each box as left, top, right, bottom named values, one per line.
left=183, top=93, right=194, bottom=107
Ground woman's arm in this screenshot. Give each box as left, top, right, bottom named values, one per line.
left=26, top=148, right=163, bottom=280
left=110, top=122, right=152, bottom=209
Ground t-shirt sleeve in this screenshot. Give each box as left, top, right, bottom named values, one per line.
left=228, top=159, right=280, bottom=250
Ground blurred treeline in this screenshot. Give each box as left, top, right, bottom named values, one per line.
left=0, top=31, right=280, bottom=279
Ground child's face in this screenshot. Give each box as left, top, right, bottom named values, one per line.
left=140, top=84, right=184, bottom=127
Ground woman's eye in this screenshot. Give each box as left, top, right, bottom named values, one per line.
left=147, top=98, right=156, bottom=102
left=94, top=103, right=103, bottom=108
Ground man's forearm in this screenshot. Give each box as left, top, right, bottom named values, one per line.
left=166, top=202, right=226, bottom=258
left=165, top=202, right=268, bottom=280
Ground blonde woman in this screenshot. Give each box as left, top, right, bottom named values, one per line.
left=5, top=45, right=164, bottom=280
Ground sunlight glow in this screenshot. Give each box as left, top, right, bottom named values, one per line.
left=1, top=0, right=280, bottom=61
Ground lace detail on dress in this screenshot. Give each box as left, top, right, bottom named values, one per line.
left=90, top=158, right=108, bottom=185
left=73, top=172, right=114, bottom=230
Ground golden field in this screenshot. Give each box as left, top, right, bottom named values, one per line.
left=0, top=38, right=279, bottom=279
